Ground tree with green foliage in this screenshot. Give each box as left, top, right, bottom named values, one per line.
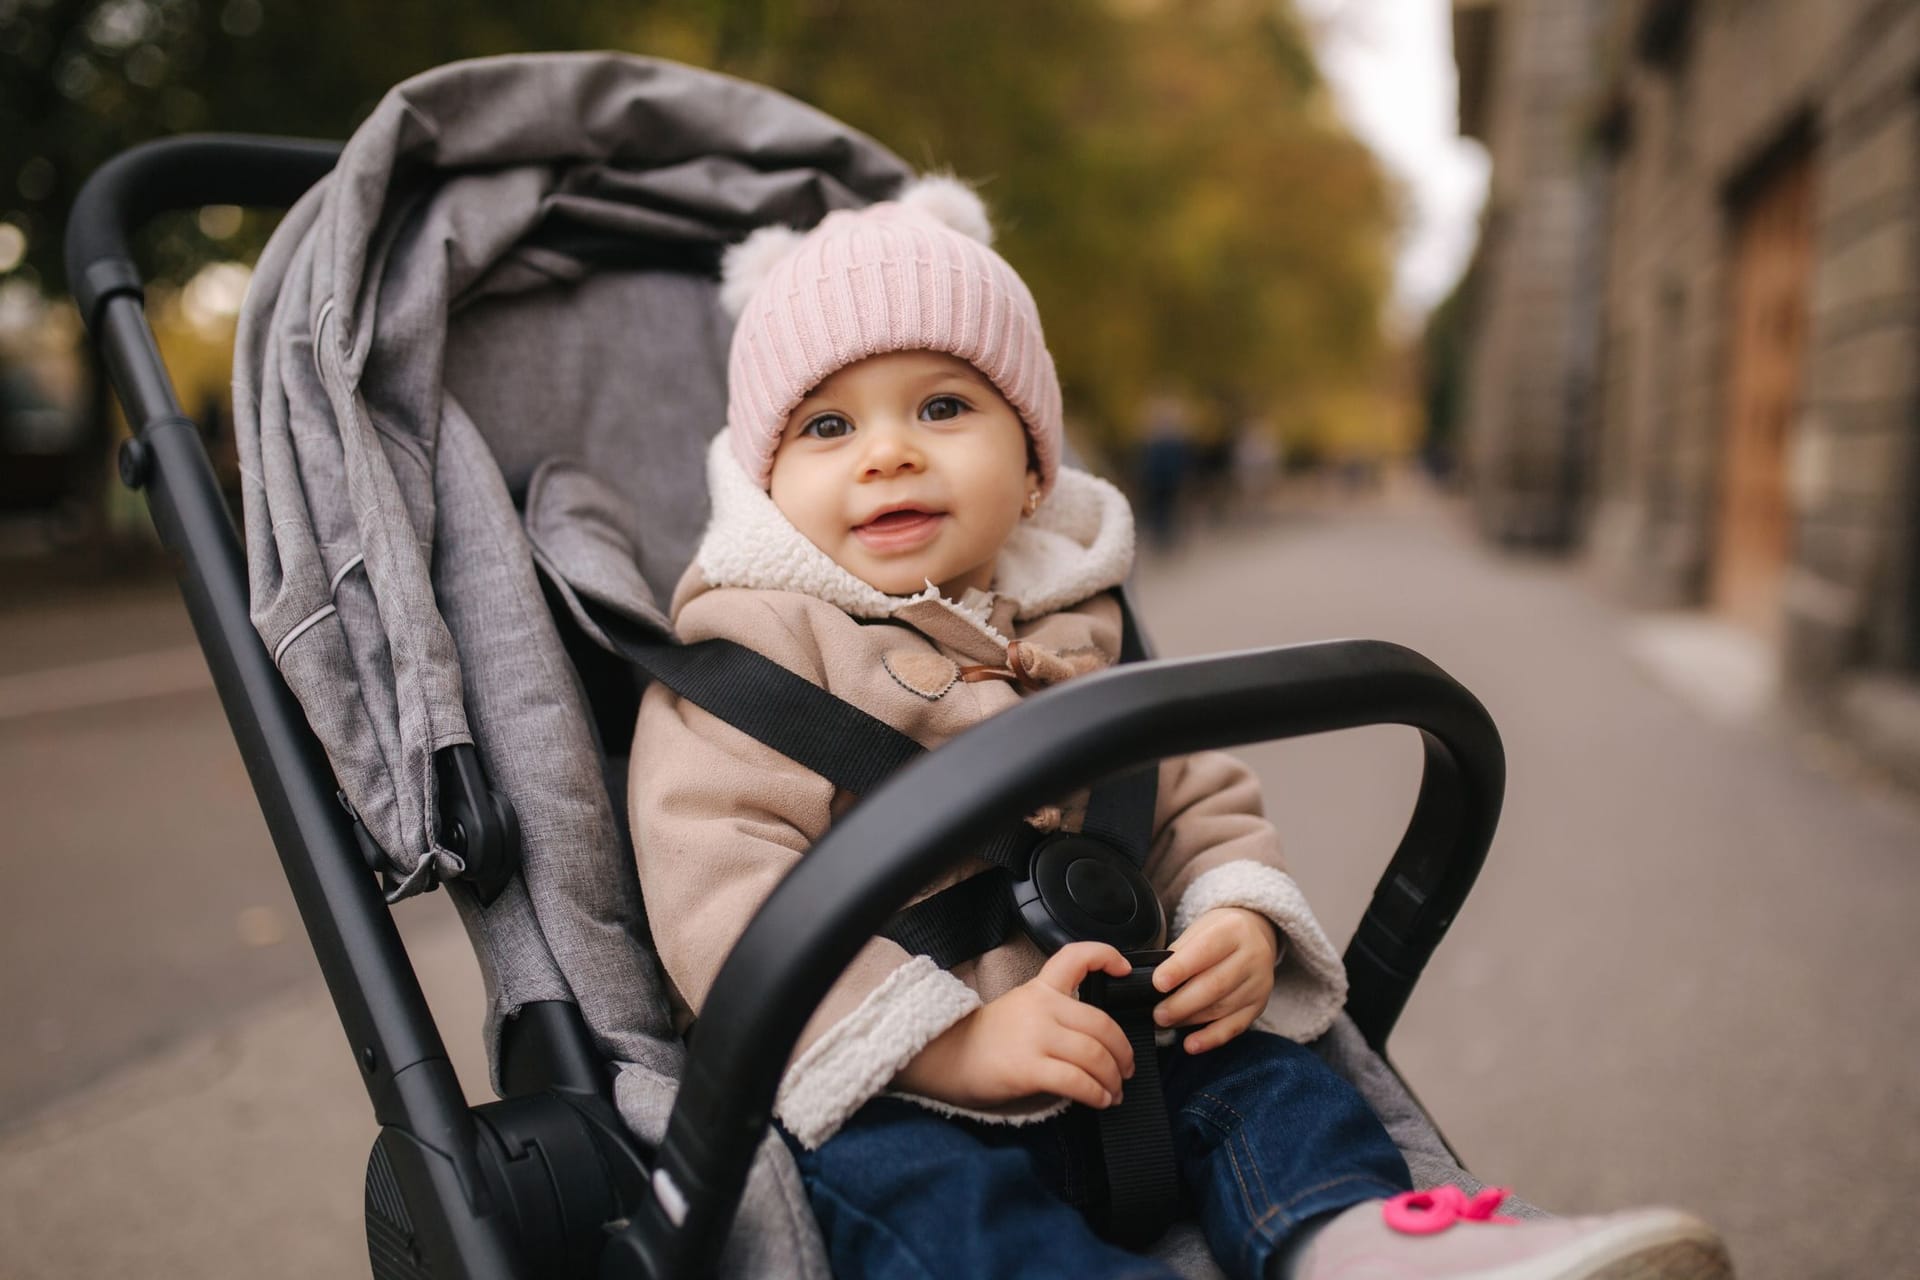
left=3, top=0, right=1393, bottom=472
left=639, top=0, right=1394, bottom=444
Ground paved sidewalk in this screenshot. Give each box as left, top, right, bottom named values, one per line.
left=0, top=906, right=489, bottom=1280
left=4, top=482, right=1916, bottom=1279
left=0, top=580, right=330, bottom=1124
left=1133, top=485, right=1920, bottom=1280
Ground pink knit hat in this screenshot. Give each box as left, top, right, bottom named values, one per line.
left=718, top=174, right=1064, bottom=494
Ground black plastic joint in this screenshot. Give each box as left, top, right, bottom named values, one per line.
left=434, top=745, right=520, bottom=906
left=118, top=416, right=204, bottom=491
left=117, top=436, right=154, bottom=490
left=339, top=789, right=408, bottom=896
left=79, top=257, right=145, bottom=335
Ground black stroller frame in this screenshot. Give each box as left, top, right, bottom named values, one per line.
left=69, top=133, right=1506, bottom=1280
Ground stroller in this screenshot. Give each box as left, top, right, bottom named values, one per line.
left=67, top=52, right=1527, bottom=1280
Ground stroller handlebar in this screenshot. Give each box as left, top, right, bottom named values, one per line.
left=617, top=638, right=1506, bottom=1278
left=64, top=133, right=341, bottom=334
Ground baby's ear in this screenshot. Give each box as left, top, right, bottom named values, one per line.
left=719, top=223, right=806, bottom=321
left=895, top=172, right=994, bottom=247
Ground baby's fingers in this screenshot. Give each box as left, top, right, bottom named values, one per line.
left=1154, top=956, right=1246, bottom=1028
left=1182, top=1003, right=1262, bottom=1055
left=1172, top=973, right=1268, bottom=1031
left=1152, top=929, right=1233, bottom=994
left=1048, top=1025, right=1128, bottom=1100
left=1058, top=998, right=1134, bottom=1078
left=1038, top=941, right=1131, bottom=995
left=1031, top=1057, right=1116, bottom=1110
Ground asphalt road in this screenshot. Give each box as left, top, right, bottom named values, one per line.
left=3, top=482, right=1916, bottom=1279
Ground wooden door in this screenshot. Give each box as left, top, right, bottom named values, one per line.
left=1713, top=149, right=1814, bottom=634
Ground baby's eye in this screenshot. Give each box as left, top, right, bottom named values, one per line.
left=921, top=395, right=968, bottom=422
left=800, top=414, right=853, bottom=440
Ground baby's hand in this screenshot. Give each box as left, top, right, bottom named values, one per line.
left=893, top=942, right=1136, bottom=1110
left=1152, top=907, right=1282, bottom=1054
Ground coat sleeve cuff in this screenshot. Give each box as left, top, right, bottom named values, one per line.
left=1171, top=860, right=1349, bottom=1044
left=773, top=955, right=981, bottom=1149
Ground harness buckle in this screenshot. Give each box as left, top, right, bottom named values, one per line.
left=1012, top=831, right=1166, bottom=955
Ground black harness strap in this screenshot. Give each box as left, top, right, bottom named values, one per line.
left=1077, top=953, right=1182, bottom=1247
left=580, top=594, right=1157, bottom=962
left=1059, top=772, right=1177, bottom=1247
left=880, top=867, right=1020, bottom=970
left=590, top=605, right=921, bottom=797
left=578, top=595, right=1056, bottom=960
left=1079, top=765, right=1158, bottom=861
left=884, top=765, right=1161, bottom=967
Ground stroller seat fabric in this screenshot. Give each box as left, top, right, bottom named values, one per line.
left=231, top=51, right=1533, bottom=1278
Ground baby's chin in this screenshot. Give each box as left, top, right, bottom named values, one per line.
left=830, top=545, right=961, bottom=597
left=805, top=529, right=963, bottom=598
left=846, top=561, right=942, bottom=598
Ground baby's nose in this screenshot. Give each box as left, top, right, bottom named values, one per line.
left=860, top=424, right=924, bottom=474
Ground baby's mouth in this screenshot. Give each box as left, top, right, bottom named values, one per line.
left=853, top=508, right=945, bottom=551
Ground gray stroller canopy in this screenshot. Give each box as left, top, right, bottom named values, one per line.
left=232, top=51, right=1528, bottom=1279
left=233, top=52, right=910, bottom=1277
left=236, top=51, right=910, bottom=905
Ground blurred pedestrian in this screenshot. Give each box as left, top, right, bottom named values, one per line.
left=1137, top=391, right=1191, bottom=551
left=1230, top=418, right=1282, bottom=523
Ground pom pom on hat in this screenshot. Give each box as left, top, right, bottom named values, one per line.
left=718, top=224, right=806, bottom=322
left=893, top=172, right=995, bottom=246
left=716, top=173, right=994, bottom=322
left=720, top=171, right=1063, bottom=495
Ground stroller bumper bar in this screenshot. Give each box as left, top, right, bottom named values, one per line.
left=612, top=639, right=1505, bottom=1279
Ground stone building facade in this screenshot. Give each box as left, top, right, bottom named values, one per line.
left=1454, top=0, right=1920, bottom=777
left=1451, top=0, right=1613, bottom=548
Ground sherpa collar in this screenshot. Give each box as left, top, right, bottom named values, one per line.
left=689, top=429, right=1135, bottom=638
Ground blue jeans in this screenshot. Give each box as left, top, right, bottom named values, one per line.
left=778, top=1030, right=1413, bottom=1280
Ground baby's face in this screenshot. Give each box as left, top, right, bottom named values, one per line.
left=768, top=350, right=1037, bottom=599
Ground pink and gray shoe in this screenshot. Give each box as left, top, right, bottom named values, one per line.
left=1287, top=1185, right=1733, bottom=1279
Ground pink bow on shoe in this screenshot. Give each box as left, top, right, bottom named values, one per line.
left=1296, top=1187, right=1732, bottom=1278
left=1381, top=1186, right=1519, bottom=1235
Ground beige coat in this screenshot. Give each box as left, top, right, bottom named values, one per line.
left=628, top=433, right=1346, bottom=1148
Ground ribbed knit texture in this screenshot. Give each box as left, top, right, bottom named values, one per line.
left=725, top=197, right=1063, bottom=494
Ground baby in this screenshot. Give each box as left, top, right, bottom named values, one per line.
left=628, top=176, right=1731, bottom=1280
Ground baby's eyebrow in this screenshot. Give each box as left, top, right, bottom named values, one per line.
left=921, top=364, right=992, bottom=390
left=794, top=365, right=988, bottom=411
left=787, top=388, right=835, bottom=419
